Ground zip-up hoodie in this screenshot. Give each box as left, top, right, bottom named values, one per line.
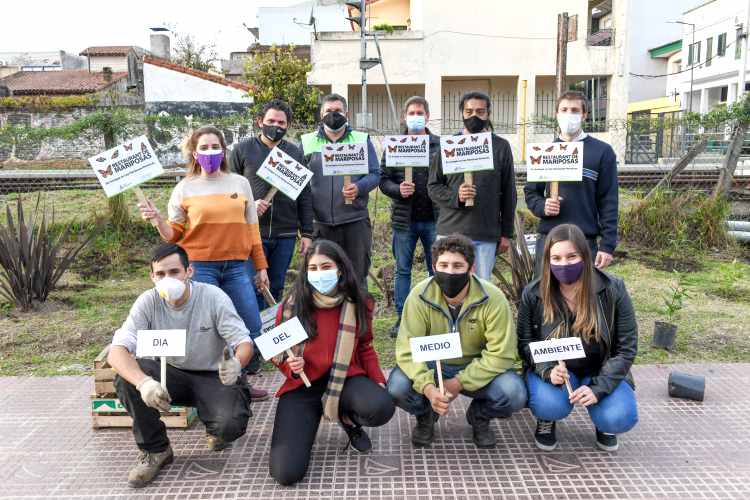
left=395, top=274, right=521, bottom=393
left=301, top=125, right=380, bottom=226
left=230, top=137, right=314, bottom=239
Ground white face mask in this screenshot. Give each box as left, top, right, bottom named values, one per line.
left=557, top=112, right=583, bottom=136
left=155, top=276, right=187, bottom=304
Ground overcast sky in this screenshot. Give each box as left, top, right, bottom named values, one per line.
left=1, top=0, right=305, bottom=60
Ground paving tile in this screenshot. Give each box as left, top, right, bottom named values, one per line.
left=0, top=364, right=748, bottom=499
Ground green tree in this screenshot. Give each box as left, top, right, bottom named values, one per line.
left=172, top=32, right=218, bottom=72
left=244, top=45, right=321, bottom=126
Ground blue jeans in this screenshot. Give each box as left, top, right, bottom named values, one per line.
left=191, top=260, right=261, bottom=338
left=392, top=221, right=436, bottom=317
left=248, top=237, right=296, bottom=310
left=526, top=371, right=638, bottom=435
left=387, top=363, right=527, bottom=420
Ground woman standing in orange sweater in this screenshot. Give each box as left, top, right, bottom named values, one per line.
left=139, top=126, right=270, bottom=399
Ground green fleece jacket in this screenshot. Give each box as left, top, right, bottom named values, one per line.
left=395, top=274, right=521, bottom=394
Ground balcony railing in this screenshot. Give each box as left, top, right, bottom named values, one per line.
left=587, top=28, right=613, bottom=46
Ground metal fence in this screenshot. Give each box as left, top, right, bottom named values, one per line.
left=441, top=92, right=518, bottom=134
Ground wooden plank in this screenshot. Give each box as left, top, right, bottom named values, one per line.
left=91, top=398, right=190, bottom=415
left=92, top=407, right=197, bottom=429
left=94, top=344, right=111, bottom=370
left=95, top=381, right=116, bottom=396
left=94, top=368, right=115, bottom=381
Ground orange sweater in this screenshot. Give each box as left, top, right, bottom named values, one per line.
left=166, top=173, right=268, bottom=269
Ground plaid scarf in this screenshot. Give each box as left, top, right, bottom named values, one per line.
left=279, top=291, right=356, bottom=423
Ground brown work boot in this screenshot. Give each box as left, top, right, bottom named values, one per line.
left=206, top=434, right=228, bottom=451
left=127, top=446, right=174, bottom=488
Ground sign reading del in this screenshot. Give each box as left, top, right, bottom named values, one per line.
left=254, top=316, right=311, bottom=387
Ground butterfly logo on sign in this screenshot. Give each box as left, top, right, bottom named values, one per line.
left=141, top=142, right=148, bottom=152
left=445, top=139, right=454, bottom=145
left=545, top=145, right=555, bottom=152
left=336, top=145, right=345, bottom=152
left=399, top=137, right=407, bottom=143
left=444, top=149, right=456, bottom=158
left=95, top=156, right=107, bottom=162
left=559, top=144, right=568, bottom=151
left=98, top=164, right=113, bottom=178
left=470, top=135, right=478, bottom=142
left=349, top=144, right=357, bottom=150
left=324, top=154, right=334, bottom=162
left=123, top=142, right=134, bottom=151
left=457, top=138, right=466, bottom=145
left=268, top=157, right=278, bottom=167
left=387, top=145, right=397, bottom=153
left=111, top=149, right=120, bottom=159
left=532, top=146, right=541, bottom=151
left=411, top=136, right=418, bottom=142
left=571, top=147, right=578, bottom=155
left=530, top=156, right=541, bottom=165
left=483, top=137, right=489, bottom=145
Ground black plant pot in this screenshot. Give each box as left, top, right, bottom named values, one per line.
left=652, top=321, right=677, bottom=350
left=668, top=371, right=705, bottom=401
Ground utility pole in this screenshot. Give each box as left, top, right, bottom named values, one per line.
left=555, top=12, right=569, bottom=101
left=739, top=0, right=750, bottom=99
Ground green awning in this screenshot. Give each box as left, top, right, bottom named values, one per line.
left=649, top=40, right=682, bottom=59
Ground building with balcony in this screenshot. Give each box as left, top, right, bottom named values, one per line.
left=304, top=0, right=698, bottom=163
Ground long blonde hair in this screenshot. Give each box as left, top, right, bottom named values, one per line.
left=540, top=224, right=600, bottom=342
left=182, top=125, right=230, bottom=177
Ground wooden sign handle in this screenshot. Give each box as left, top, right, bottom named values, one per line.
left=550, top=181, right=560, bottom=202
left=405, top=167, right=413, bottom=184
left=343, top=175, right=353, bottom=205
left=261, top=286, right=276, bottom=306
left=436, top=359, right=445, bottom=396
left=559, top=360, right=573, bottom=396
left=160, top=356, right=167, bottom=390
left=263, top=187, right=278, bottom=203
left=286, top=348, right=311, bottom=387
left=133, top=187, right=159, bottom=227
left=464, top=172, right=474, bottom=207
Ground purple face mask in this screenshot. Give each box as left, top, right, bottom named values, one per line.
left=196, top=150, right=224, bottom=174
left=550, top=261, right=585, bottom=284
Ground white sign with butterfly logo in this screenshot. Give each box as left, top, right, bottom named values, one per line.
left=525, top=142, right=584, bottom=182
left=439, top=132, right=494, bottom=175
left=320, top=142, right=369, bottom=176
left=256, top=147, right=314, bottom=201
left=87, top=135, right=164, bottom=197
left=384, top=135, right=430, bottom=168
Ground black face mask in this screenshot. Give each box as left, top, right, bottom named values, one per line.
left=262, top=124, right=287, bottom=143
left=322, top=111, right=347, bottom=131
left=434, top=271, right=470, bottom=299
left=463, top=115, right=488, bottom=133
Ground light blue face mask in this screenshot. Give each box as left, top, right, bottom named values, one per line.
left=307, top=268, right=339, bottom=295
left=405, top=114, right=426, bottom=132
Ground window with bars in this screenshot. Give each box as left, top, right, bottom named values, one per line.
left=717, top=32, right=726, bottom=56
left=688, top=41, right=702, bottom=65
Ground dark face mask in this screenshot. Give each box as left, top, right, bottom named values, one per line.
left=550, top=261, right=585, bottom=284
left=262, top=124, right=287, bottom=143
left=434, top=271, right=470, bottom=299
left=463, top=115, right=488, bottom=134
left=322, top=111, right=347, bottom=131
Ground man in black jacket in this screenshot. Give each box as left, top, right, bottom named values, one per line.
left=428, top=91, right=516, bottom=280
left=230, top=99, right=314, bottom=307
left=379, top=96, right=440, bottom=337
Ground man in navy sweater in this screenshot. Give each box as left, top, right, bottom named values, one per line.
left=524, top=90, right=618, bottom=276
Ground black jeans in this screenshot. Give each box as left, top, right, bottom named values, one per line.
left=114, top=359, right=252, bottom=453
left=269, top=375, right=395, bottom=486
left=313, top=218, right=372, bottom=285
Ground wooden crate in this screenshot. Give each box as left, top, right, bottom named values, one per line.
left=91, top=397, right=197, bottom=429
left=93, top=344, right=117, bottom=397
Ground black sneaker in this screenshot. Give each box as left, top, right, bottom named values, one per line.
left=534, top=419, right=558, bottom=451
left=388, top=321, right=400, bottom=339
left=342, top=423, right=372, bottom=453
left=411, top=410, right=438, bottom=447
left=466, top=408, right=496, bottom=449
left=595, top=430, right=618, bottom=451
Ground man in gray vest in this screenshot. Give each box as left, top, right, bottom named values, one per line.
left=300, top=93, right=380, bottom=282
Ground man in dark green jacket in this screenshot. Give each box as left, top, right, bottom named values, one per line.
left=387, top=234, right=526, bottom=449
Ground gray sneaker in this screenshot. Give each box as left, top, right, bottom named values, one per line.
left=127, top=446, right=174, bottom=488
left=206, top=434, right=228, bottom=451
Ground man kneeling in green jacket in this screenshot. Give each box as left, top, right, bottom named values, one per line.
left=387, top=233, right=527, bottom=448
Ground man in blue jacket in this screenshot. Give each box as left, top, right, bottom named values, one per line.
left=524, top=90, right=618, bottom=276
left=301, top=93, right=380, bottom=282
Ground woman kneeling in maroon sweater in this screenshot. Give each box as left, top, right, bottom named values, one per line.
left=269, top=239, right=395, bottom=486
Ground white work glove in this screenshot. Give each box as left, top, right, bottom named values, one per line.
left=136, top=376, right=172, bottom=412
left=219, top=347, right=242, bottom=385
